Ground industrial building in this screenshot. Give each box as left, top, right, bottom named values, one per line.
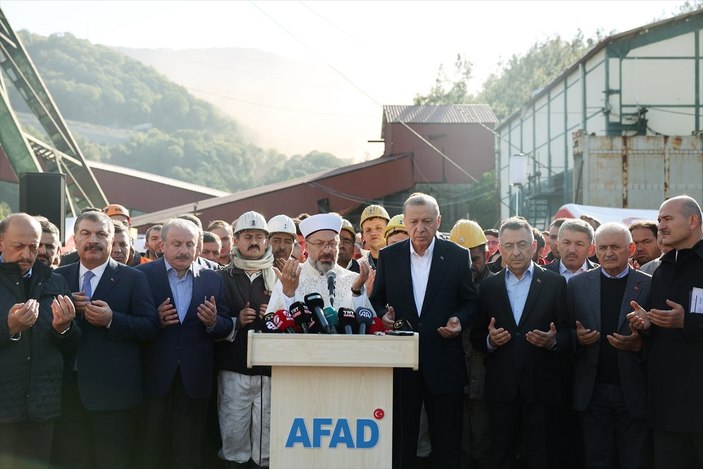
left=497, top=9, right=703, bottom=229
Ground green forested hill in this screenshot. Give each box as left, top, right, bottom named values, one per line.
left=13, top=31, right=348, bottom=192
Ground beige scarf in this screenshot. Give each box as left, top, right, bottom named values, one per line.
left=227, top=246, right=277, bottom=292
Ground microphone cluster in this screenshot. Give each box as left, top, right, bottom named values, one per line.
left=261, top=292, right=390, bottom=335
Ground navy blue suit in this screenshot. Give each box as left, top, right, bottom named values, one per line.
left=53, top=258, right=159, bottom=468
left=136, top=257, right=232, bottom=399
left=135, top=258, right=232, bottom=469
left=56, top=259, right=159, bottom=410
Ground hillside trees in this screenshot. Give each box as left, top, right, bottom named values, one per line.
left=12, top=31, right=349, bottom=192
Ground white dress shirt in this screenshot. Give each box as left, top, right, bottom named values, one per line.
left=410, top=237, right=436, bottom=316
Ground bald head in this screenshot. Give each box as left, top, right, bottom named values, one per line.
left=658, top=195, right=703, bottom=250
left=0, top=213, right=42, bottom=274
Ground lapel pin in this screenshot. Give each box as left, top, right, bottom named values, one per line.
left=440, top=256, right=444, bottom=261
left=537, top=278, right=542, bottom=283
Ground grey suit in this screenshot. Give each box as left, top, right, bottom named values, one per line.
left=568, top=267, right=650, bottom=415
left=567, top=267, right=651, bottom=469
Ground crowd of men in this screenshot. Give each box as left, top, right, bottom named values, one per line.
left=0, top=192, right=702, bottom=469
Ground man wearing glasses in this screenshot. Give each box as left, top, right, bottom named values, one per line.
left=266, top=213, right=373, bottom=316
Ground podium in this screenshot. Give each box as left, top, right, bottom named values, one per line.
left=247, top=331, right=419, bottom=469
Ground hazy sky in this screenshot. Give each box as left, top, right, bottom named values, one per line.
left=0, top=1, right=685, bottom=159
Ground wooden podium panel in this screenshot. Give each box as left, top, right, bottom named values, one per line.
left=247, top=333, right=419, bottom=370
left=270, top=366, right=392, bottom=468
left=248, top=332, right=419, bottom=469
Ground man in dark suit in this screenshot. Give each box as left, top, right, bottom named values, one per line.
left=569, top=222, right=650, bottom=469
left=543, top=218, right=598, bottom=279
left=136, top=217, right=233, bottom=469
left=628, top=195, right=703, bottom=469
left=543, top=217, right=598, bottom=468
left=371, top=192, right=479, bottom=469
left=470, top=217, right=569, bottom=469
left=53, top=210, right=159, bottom=468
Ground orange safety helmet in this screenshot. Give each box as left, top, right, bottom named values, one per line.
left=103, top=203, right=131, bottom=222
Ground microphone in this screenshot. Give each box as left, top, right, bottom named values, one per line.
left=354, top=307, right=374, bottom=335
left=290, top=301, right=310, bottom=333
left=337, top=307, right=357, bottom=334
left=273, top=309, right=296, bottom=333
left=323, top=306, right=338, bottom=334
left=263, top=312, right=279, bottom=333
left=303, top=304, right=319, bottom=333
left=326, top=271, right=337, bottom=307
left=304, top=293, right=332, bottom=334
left=369, top=317, right=386, bottom=335
left=393, top=317, right=414, bottom=332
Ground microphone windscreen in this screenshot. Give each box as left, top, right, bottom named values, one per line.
left=290, top=301, right=308, bottom=329
left=323, top=306, right=339, bottom=326
left=355, top=307, right=374, bottom=325
left=304, top=292, right=325, bottom=310
left=263, top=312, right=278, bottom=333
left=369, top=317, right=386, bottom=334
left=302, top=304, right=318, bottom=333
left=281, top=310, right=297, bottom=332
left=337, top=307, right=357, bottom=333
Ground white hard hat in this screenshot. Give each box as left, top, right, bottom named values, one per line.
left=267, top=214, right=296, bottom=236
left=234, top=211, right=268, bottom=234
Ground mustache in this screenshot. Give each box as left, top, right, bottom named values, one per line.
left=247, top=245, right=261, bottom=251
left=83, top=244, right=103, bottom=251
left=175, top=254, right=192, bottom=261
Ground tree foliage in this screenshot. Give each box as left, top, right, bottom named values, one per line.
left=18, top=31, right=235, bottom=134
left=413, top=33, right=599, bottom=227
left=413, top=54, right=473, bottom=105
left=473, top=33, right=595, bottom=120
left=9, top=31, right=350, bottom=193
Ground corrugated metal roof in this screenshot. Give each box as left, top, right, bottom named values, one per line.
left=130, top=154, right=412, bottom=227
left=88, top=160, right=230, bottom=197
left=383, top=104, right=497, bottom=124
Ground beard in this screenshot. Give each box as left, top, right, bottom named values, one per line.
left=314, top=259, right=335, bottom=274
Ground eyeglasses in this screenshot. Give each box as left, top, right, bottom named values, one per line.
left=308, top=240, right=338, bottom=251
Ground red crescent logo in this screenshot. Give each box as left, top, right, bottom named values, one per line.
left=373, top=408, right=385, bottom=420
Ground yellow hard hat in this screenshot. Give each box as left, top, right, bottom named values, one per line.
left=103, top=203, right=130, bottom=221
left=384, top=214, right=407, bottom=239
left=449, top=219, right=487, bottom=249
left=360, top=204, right=390, bottom=228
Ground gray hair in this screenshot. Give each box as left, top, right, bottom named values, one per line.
left=404, top=192, right=440, bottom=218
left=499, top=217, right=534, bottom=242
left=669, top=195, right=702, bottom=226
left=559, top=219, right=594, bottom=244
left=161, top=217, right=200, bottom=242
left=595, top=222, right=632, bottom=245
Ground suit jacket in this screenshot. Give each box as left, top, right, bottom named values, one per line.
left=470, top=263, right=569, bottom=403
left=645, top=239, right=703, bottom=432
left=567, top=267, right=650, bottom=417
left=370, top=237, right=479, bottom=395
left=136, top=258, right=232, bottom=400
left=543, top=258, right=599, bottom=275
left=55, top=259, right=159, bottom=411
